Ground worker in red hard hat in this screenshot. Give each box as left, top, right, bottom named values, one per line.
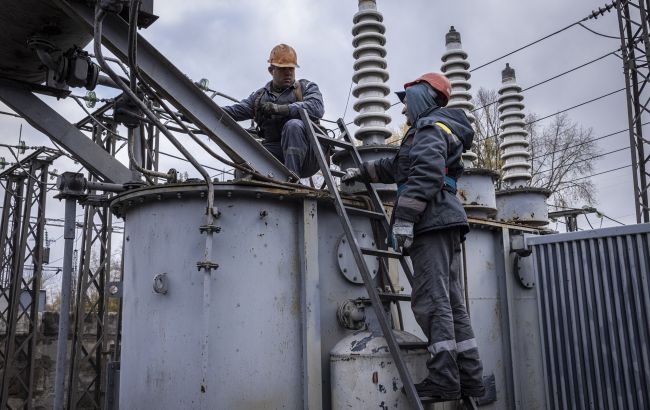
left=343, top=73, right=485, bottom=402
left=222, top=44, right=325, bottom=178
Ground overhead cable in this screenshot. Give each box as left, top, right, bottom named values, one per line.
left=534, top=146, right=629, bottom=176
left=472, top=50, right=617, bottom=112
left=471, top=1, right=618, bottom=72
left=530, top=121, right=650, bottom=161
left=476, top=87, right=626, bottom=144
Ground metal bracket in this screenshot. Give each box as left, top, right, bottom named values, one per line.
left=510, top=234, right=532, bottom=257
left=196, top=261, right=219, bottom=271
left=199, top=224, right=221, bottom=234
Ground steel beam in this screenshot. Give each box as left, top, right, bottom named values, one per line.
left=0, top=80, right=132, bottom=184
left=54, top=0, right=293, bottom=181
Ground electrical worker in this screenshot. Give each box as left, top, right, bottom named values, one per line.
left=342, top=73, right=485, bottom=401
left=222, top=44, right=325, bottom=178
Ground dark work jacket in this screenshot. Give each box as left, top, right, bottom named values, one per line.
left=362, top=107, right=474, bottom=236
left=222, top=79, right=324, bottom=143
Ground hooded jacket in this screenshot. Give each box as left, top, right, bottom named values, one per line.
left=361, top=91, right=474, bottom=236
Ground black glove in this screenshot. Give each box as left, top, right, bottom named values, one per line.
left=341, top=167, right=364, bottom=185
left=260, top=102, right=290, bottom=117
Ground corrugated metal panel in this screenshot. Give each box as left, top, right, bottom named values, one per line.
left=527, top=223, right=650, bottom=410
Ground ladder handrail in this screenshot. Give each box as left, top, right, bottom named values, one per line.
left=334, top=118, right=417, bottom=285
left=300, top=109, right=424, bottom=410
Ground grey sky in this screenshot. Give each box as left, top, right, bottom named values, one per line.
left=136, top=0, right=635, bottom=227
left=0, top=0, right=634, bottom=279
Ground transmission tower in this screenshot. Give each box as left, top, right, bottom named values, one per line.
left=617, top=0, right=650, bottom=223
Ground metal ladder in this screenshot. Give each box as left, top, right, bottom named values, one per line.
left=300, top=110, right=479, bottom=410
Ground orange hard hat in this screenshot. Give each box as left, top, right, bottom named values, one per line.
left=268, top=44, right=299, bottom=68
left=404, top=73, right=451, bottom=106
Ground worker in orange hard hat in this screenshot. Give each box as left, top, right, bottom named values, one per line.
left=343, top=73, right=485, bottom=402
left=222, top=44, right=325, bottom=178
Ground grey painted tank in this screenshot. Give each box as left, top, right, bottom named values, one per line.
left=110, top=181, right=393, bottom=409
left=330, top=330, right=428, bottom=409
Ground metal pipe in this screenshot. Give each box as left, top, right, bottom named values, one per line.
left=53, top=197, right=77, bottom=410
left=85, top=179, right=125, bottom=192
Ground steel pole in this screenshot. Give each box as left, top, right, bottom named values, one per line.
left=53, top=197, right=77, bottom=410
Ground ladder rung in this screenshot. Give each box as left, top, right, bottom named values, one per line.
left=360, top=247, right=402, bottom=259
left=317, top=134, right=353, bottom=149
left=398, top=341, right=428, bottom=350
left=378, top=292, right=411, bottom=302
left=344, top=206, right=386, bottom=220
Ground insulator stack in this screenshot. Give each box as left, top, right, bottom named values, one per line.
left=497, top=63, right=532, bottom=188
left=351, top=0, right=392, bottom=146
left=441, top=26, right=476, bottom=166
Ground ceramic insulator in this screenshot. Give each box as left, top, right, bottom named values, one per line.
left=440, top=26, right=477, bottom=167
left=498, top=63, right=532, bottom=188
left=351, top=0, right=392, bottom=145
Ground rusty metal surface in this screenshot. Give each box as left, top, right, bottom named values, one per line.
left=496, top=187, right=551, bottom=227
left=457, top=169, right=499, bottom=219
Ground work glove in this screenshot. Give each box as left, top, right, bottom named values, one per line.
left=392, top=218, right=414, bottom=250
left=260, top=102, right=290, bottom=117
left=341, top=167, right=364, bottom=185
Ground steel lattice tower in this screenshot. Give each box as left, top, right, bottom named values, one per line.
left=617, top=0, right=650, bottom=223
left=0, top=150, right=57, bottom=409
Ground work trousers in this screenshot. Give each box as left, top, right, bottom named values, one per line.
left=263, top=119, right=320, bottom=178
left=409, top=228, right=484, bottom=393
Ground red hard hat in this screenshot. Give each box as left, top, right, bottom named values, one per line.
left=403, top=73, right=452, bottom=106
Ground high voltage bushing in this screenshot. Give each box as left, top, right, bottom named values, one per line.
left=351, top=0, right=392, bottom=145
left=497, top=63, right=532, bottom=188
left=441, top=26, right=477, bottom=166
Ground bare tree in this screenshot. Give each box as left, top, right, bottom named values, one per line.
left=472, top=88, right=503, bottom=181
left=472, top=87, right=600, bottom=207
left=528, top=113, right=598, bottom=207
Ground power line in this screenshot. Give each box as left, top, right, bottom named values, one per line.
left=471, top=1, right=618, bottom=72
left=158, top=150, right=232, bottom=176
left=528, top=88, right=625, bottom=126
left=534, top=145, right=628, bottom=176
left=0, top=110, right=21, bottom=118
left=476, top=87, right=626, bottom=144
left=530, top=122, right=650, bottom=161
left=558, top=163, right=631, bottom=184
left=549, top=203, right=626, bottom=226
left=577, top=22, right=619, bottom=39
left=471, top=49, right=617, bottom=113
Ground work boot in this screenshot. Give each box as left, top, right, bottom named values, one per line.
left=414, top=378, right=460, bottom=402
